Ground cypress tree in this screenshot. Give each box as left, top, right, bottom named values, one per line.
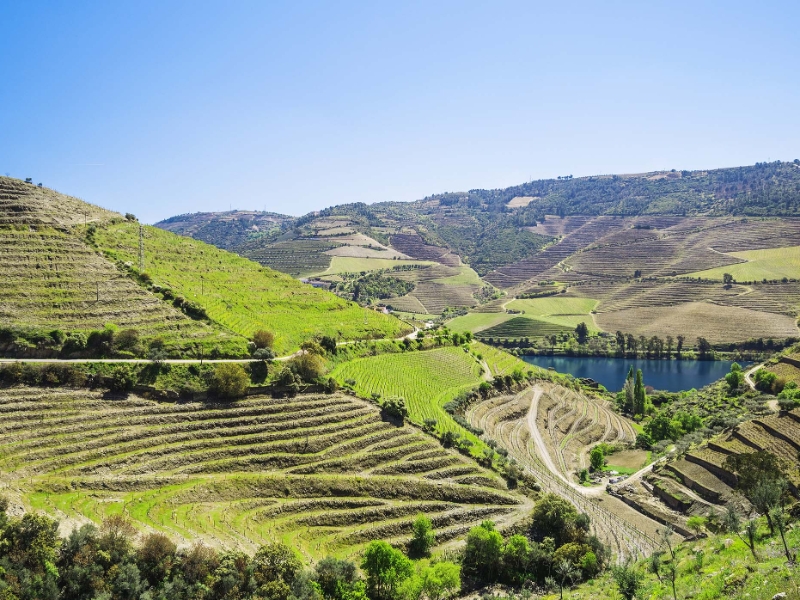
left=634, top=369, right=646, bottom=416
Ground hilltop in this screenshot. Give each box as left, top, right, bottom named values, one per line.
left=156, top=160, right=800, bottom=345
left=0, top=177, right=409, bottom=358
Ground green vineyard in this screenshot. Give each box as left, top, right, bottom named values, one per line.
left=0, top=388, right=525, bottom=561
left=330, top=347, right=485, bottom=444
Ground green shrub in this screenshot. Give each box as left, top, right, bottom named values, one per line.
left=109, top=366, right=135, bottom=393
left=210, top=363, right=249, bottom=399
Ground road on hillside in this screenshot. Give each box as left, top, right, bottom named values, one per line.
left=518, top=386, right=661, bottom=558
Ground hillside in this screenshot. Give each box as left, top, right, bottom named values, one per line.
left=156, top=209, right=293, bottom=250
left=0, top=177, right=409, bottom=357
left=0, top=387, right=527, bottom=560
left=156, top=161, right=800, bottom=343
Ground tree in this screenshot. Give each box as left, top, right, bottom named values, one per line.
left=314, top=557, right=359, bottom=600
left=251, top=542, right=302, bottom=599
left=725, top=362, right=743, bottom=392
left=500, top=535, right=531, bottom=586
left=724, top=508, right=758, bottom=561
left=615, top=331, right=625, bottom=356
left=676, top=335, right=685, bottom=359
left=408, top=514, right=435, bottom=558
left=382, top=396, right=408, bottom=420
left=723, top=273, right=734, bottom=286
left=768, top=506, right=795, bottom=564
left=611, top=562, right=644, bottom=600
left=665, top=335, right=674, bottom=359
left=626, top=334, right=637, bottom=356
left=530, top=494, right=579, bottom=546
left=252, top=330, right=275, bottom=350
left=462, top=521, right=503, bottom=583
left=361, top=541, right=413, bottom=600
left=109, top=365, right=135, bottom=393
left=575, top=322, right=589, bottom=344
left=633, top=369, right=646, bottom=416
left=696, top=337, right=712, bottom=359
left=210, top=363, right=249, bottom=399
left=420, top=562, right=460, bottom=600
left=288, top=352, right=326, bottom=382
left=686, top=516, right=706, bottom=537
left=589, top=446, right=605, bottom=471
left=554, top=559, right=578, bottom=600
left=320, top=335, right=338, bottom=355
left=137, top=532, right=177, bottom=587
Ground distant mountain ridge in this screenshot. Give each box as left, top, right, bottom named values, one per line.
left=154, top=160, right=800, bottom=282
left=156, top=209, right=293, bottom=250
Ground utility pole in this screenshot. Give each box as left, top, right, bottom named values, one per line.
left=138, top=224, right=144, bottom=272
left=96, top=281, right=99, bottom=302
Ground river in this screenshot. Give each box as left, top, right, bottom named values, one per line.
left=521, top=355, right=748, bottom=392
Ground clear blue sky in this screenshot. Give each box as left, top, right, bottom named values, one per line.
left=1, top=1, right=798, bottom=223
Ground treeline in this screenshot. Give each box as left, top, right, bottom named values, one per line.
left=482, top=327, right=796, bottom=361
left=331, top=272, right=415, bottom=303
left=426, top=160, right=800, bottom=219
left=0, top=492, right=611, bottom=600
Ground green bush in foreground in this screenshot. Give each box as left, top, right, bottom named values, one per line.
left=210, top=363, right=250, bottom=399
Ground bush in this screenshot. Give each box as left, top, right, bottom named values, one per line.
left=109, top=366, right=135, bottom=393
left=288, top=353, right=326, bottom=382
left=116, top=329, right=141, bottom=354
left=210, top=363, right=249, bottom=399
left=382, top=396, right=408, bottom=420
left=252, top=330, right=275, bottom=350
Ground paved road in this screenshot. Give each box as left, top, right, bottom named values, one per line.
left=744, top=362, right=764, bottom=390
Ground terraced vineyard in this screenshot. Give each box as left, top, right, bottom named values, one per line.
left=330, top=347, right=485, bottom=445
left=0, top=388, right=527, bottom=560
left=0, top=223, right=238, bottom=354
left=466, top=386, right=661, bottom=559
left=618, top=408, right=800, bottom=535
left=239, top=239, right=341, bottom=276
left=94, top=222, right=410, bottom=355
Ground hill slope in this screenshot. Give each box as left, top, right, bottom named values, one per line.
left=0, top=387, right=527, bottom=560
left=0, top=177, right=409, bottom=357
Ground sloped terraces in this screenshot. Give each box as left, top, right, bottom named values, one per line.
left=485, top=217, right=628, bottom=288
left=0, top=388, right=525, bottom=560
left=635, top=409, right=800, bottom=533
left=389, top=233, right=461, bottom=266
left=0, top=177, right=117, bottom=228
left=0, top=226, right=226, bottom=344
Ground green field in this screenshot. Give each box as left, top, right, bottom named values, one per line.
left=688, top=245, right=800, bottom=281
left=476, top=296, right=599, bottom=339
left=447, top=296, right=599, bottom=339
left=475, top=342, right=535, bottom=377
left=95, top=223, right=409, bottom=355
left=446, top=312, right=513, bottom=334
left=2, top=388, right=521, bottom=561
left=314, top=256, right=434, bottom=276
left=330, top=347, right=485, bottom=445
left=431, top=265, right=484, bottom=286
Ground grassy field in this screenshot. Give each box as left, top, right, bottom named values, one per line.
left=431, top=265, right=484, bottom=286
left=446, top=312, right=513, bottom=334
left=451, top=296, right=599, bottom=340
left=474, top=342, right=535, bottom=377
left=94, top=223, right=410, bottom=355
left=0, top=387, right=524, bottom=561
left=330, top=347, right=485, bottom=446
left=313, top=257, right=433, bottom=276
left=688, top=244, right=800, bottom=281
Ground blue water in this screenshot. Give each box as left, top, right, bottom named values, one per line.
left=521, top=355, right=749, bottom=392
